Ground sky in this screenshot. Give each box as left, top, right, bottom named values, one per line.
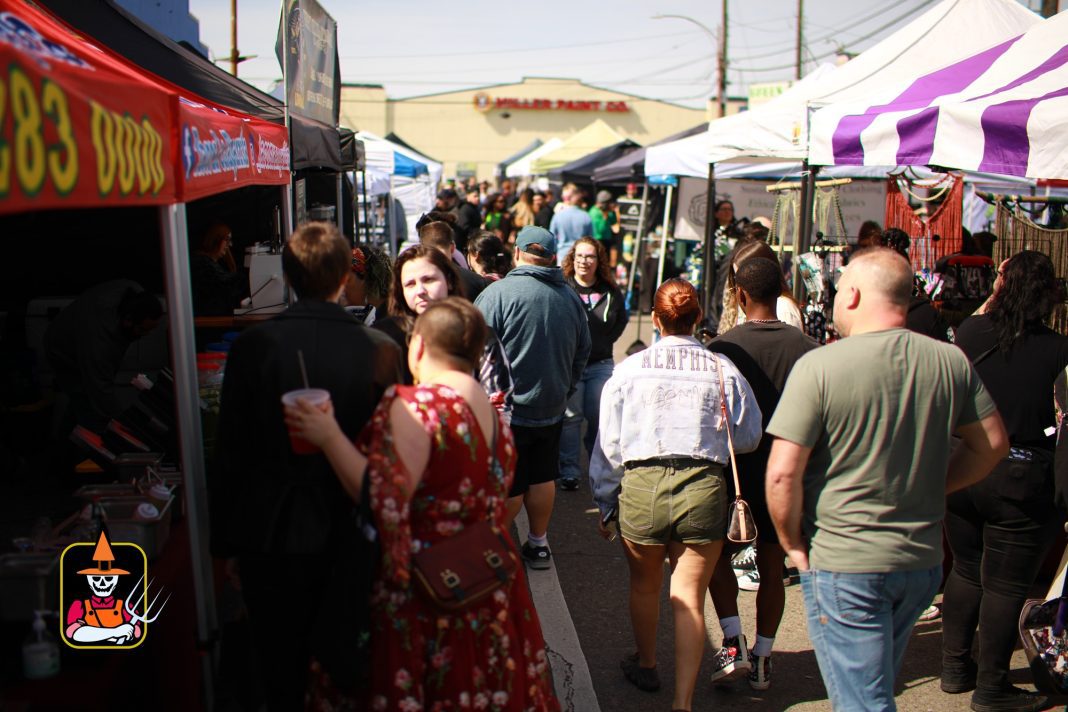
left=188, top=0, right=1060, bottom=109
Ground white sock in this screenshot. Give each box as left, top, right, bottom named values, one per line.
left=719, top=616, right=742, bottom=640
left=753, top=634, right=775, bottom=657
left=527, top=532, right=548, bottom=548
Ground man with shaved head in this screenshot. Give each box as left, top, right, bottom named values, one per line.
left=764, top=248, right=1009, bottom=711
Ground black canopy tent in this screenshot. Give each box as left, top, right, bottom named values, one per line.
left=39, top=0, right=342, bottom=172
left=548, top=140, right=641, bottom=185
left=592, top=123, right=708, bottom=185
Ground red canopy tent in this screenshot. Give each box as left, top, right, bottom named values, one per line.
left=0, top=0, right=290, bottom=213
left=1, top=4, right=294, bottom=703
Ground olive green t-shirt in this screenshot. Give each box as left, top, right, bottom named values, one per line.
left=767, top=328, right=996, bottom=573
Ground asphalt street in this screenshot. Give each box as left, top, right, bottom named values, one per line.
left=515, top=318, right=1064, bottom=712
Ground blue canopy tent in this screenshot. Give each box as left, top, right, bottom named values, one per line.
left=393, top=152, right=429, bottom=178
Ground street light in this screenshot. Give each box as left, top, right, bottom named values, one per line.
left=652, top=12, right=726, bottom=117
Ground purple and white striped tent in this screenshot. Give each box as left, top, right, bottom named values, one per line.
left=809, top=10, right=1068, bottom=179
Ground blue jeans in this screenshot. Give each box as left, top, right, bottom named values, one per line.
left=558, top=359, right=614, bottom=480
left=801, top=566, right=940, bottom=712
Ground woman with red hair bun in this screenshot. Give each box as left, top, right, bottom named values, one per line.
left=590, top=278, right=763, bottom=712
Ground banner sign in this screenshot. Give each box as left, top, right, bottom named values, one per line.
left=0, top=2, right=177, bottom=214
left=617, top=197, right=643, bottom=231
left=674, top=178, right=887, bottom=243
left=178, top=97, right=290, bottom=202
left=276, top=0, right=339, bottom=127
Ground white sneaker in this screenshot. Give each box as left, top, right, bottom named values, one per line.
left=737, top=569, right=760, bottom=591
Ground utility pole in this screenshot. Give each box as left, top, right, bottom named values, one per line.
left=795, top=0, right=804, bottom=80
left=718, top=0, right=728, bottom=118
left=230, top=0, right=240, bottom=76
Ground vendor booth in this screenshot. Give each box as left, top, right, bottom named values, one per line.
left=0, top=1, right=291, bottom=708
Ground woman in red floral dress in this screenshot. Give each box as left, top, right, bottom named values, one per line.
left=287, top=298, right=559, bottom=712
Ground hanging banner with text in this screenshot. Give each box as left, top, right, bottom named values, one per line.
left=0, top=0, right=177, bottom=214
left=276, top=0, right=340, bottom=127
left=674, top=177, right=887, bottom=243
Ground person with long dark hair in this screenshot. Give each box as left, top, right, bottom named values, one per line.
left=557, top=237, right=628, bottom=491
left=374, top=244, right=513, bottom=420
left=943, top=250, right=1068, bottom=712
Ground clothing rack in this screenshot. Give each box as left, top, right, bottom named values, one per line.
left=765, top=178, right=853, bottom=192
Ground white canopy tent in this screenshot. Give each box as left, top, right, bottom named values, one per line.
left=644, top=0, right=1041, bottom=179
left=505, top=138, right=563, bottom=178
left=354, top=130, right=444, bottom=245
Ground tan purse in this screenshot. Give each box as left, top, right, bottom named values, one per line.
left=714, top=354, right=758, bottom=544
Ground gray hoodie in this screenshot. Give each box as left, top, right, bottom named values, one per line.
left=475, top=265, right=591, bottom=422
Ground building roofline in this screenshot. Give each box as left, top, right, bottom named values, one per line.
left=342, top=76, right=736, bottom=109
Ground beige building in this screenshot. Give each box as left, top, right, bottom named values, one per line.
left=340, top=77, right=745, bottom=180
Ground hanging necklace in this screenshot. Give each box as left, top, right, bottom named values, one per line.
left=747, top=318, right=780, bottom=324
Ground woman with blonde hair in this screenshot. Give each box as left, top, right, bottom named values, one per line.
left=591, top=279, right=762, bottom=712
left=718, top=241, right=803, bottom=334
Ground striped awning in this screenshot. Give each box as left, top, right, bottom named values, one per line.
left=809, top=10, right=1068, bottom=180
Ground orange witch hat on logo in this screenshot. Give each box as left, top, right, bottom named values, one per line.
left=77, top=531, right=130, bottom=575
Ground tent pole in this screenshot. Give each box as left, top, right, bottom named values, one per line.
left=360, top=170, right=369, bottom=243
left=389, top=176, right=398, bottom=256
left=702, top=162, right=717, bottom=317
left=158, top=203, right=218, bottom=709
left=627, top=182, right=650, bottom=339
left=796, top=161, right=819, bottom=301
left=657, top=184, right=674, bottom=293
left=282, top=183, right=294, bottom=235
left=336, top=173, right=344, bottom=233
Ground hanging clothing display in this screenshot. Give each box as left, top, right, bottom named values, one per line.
left=770, top=189, right=801, bottom=248
left=994, top=201, right=1068, bottom=335
left=885, top=172, right=964, bottom=270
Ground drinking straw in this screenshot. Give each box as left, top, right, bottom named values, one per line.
left=298, top=350, right=310, bottom=389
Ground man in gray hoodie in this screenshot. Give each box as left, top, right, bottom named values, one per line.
left=476, top=226, right=591, bottom=569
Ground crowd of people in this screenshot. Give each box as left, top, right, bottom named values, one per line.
left=432, top=178, right=634, bottom=267
left=202, top=175, right=1068, bottom=712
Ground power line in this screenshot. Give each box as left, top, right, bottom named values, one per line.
left=359, top=38, right=704, bottom=78
left=337, top=30, right=699, bottom=60
left=731, top=0, right=936, bottom=72
left=731, top=0, right=928, bottom=62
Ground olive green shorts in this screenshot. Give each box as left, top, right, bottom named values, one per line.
left=619, top=458, right=727, bottom=545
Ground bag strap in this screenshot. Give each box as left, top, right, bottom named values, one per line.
left=972, top=344, right=998, bottom=366
left=713, top=354, right=744, bottom=501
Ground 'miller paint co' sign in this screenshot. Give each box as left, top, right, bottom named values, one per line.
left=473, top=92, right=629, bottom=113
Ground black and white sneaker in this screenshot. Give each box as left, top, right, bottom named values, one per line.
left=521, top=542, right=552, bottom=570
left=710, top=634, right=751, bottom=684
left=737, top=569, right=761, bottom=591
left=730, top=545, right=757, bottom=575
left=557, top=477, right=580, bottom=491
left=748, top=652, right=772, bottom=691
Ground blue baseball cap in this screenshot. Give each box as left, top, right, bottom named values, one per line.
left=515, top=226, right=557, bottom=256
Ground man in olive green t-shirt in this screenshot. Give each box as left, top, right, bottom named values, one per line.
left=765, top=248, right=1008, bottom=712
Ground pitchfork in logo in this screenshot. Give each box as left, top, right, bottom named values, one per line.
left=124, top=575, right=170, bottom=631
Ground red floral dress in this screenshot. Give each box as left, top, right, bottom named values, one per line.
left=344, top=384, right=558, bottom=712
